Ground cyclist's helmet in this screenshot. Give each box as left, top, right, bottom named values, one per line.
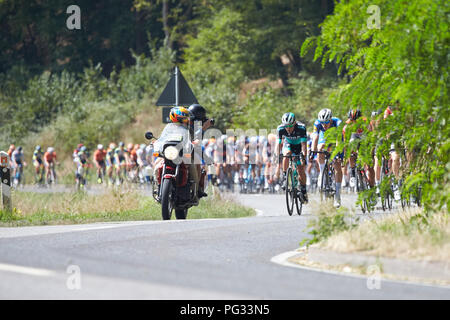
left=48, top=147, right=54, bottom=153
left=170, top=107, right=190, bottom=124
left=281, top=112, right=296, bottom=126
left=348, top=109, right=362, bottom=121
left=127, top=143, right=134, bottom=151
left=109, top=142, right=116, bottom=150
left=18, top=146, right=23, bottom=152
left=9, top=144, right=15, bottom=150
left=188, top=104, right=207, bottom=122
left=318, top=108, right=332, bottom=122
left=97, top=144, right=103, bottom=150
left=80, top=146, right=87, bottom=152
left=119, top=142, right=125, bottom=148
left=35, top=145, right=41, bottom=151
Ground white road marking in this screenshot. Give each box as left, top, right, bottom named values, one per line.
left=270, top=249, right=450, bottom=289
left=0, top=263, right=56, bottom=277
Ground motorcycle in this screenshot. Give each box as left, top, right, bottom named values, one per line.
left=145, top=129, right=198, bottom=220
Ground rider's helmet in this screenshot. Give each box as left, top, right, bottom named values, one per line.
left=170, top=107, right=190, bottom=124
left=318, top=108, right=332, bottom=123
left=188, top=104, right=207, bottom=122
left=281, top=112, right=296, bottom=126
left=348, top=109, right=362, bottom=121
left=119, top=141, right=125, bottom=148
left=109, top=142, right=117, bottom=150
left=80, top=146, right=87, bottom=152
left=35, top=145, right=41, bottom=151
left=9, top=144, right=15, bottom=150
left=97, top=144, right=103, bottom=150
left=48, top=147, right=55, bottom=153
left=17, top=146, right=23, bottom=152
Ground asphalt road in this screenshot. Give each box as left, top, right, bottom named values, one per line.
left=0, top=187, right=449, bottom=299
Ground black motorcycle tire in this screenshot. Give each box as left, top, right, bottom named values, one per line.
left=161, top=178, right=173, bottom=220
left=175, top=208, right=187, bottom=220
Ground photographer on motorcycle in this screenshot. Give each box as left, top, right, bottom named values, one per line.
left=188, top=104, right=214, bottom=199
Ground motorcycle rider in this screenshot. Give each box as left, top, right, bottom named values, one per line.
left=188, top=104, right=214, bottom=198
left=154, top=107, right=202, bottom=202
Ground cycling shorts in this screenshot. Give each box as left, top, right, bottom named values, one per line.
left=282, top=143, right=304, bottom=166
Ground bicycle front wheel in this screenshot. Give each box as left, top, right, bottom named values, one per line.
left=285, top=168, right=294, bottom=216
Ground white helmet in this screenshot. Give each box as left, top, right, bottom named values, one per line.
left=97, top=144, right=103, bottom=150
left=282, top=112, right=296, bottom=125
left=47, top=147, right=54, bottom=153
left=318, top=108, right=332, bottom=122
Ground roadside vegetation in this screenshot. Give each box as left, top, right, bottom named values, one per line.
left=0, top=189, right=255, bottom=227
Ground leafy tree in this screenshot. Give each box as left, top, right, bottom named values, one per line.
left=302, top=0, right=449, bottom=211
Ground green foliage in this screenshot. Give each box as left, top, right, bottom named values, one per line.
left=302, top=0, right=449, bottom=211
left=0, top=43, right=174, bottom=151
left=300, top=208, right=359, bottom=247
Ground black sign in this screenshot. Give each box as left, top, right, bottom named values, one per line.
left=156, top=66, right=199, bottom=106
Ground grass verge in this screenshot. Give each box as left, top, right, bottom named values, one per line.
left=0, top=188, right=255, bottom=227
left=300, top=201, right=449, bottom=263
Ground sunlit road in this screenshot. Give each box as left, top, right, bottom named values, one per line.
left=0, top=186, right=449, bottom=299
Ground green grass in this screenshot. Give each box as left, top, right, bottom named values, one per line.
left=0, top=189, right=255, bottom=227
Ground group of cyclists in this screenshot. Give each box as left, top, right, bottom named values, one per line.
left=5, top=102, right=408, bottom=212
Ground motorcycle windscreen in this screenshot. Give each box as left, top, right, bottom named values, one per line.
left=153, top=123, right=191, bottom=154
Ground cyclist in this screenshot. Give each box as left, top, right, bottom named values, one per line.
left=114, top=142, right=128, bottom=184
left=343, top=109, right=375, bottom=189
left=384, top=102, right=402, bottom=200
left=7, top=144, right=15, bottom=159
left=11, top=146, right=26, bottom=186
left=93, top=144, right=107, bottom=184
left=306, top=132, right=320, bottom=191
left=32, top=145, right=44, bottom=184
left=105, top=143, right=116, bottom=185
left=275, top=112, right=308, bottom=202
left=44, top=147, right=57, bottom=184
left=310, top=108, right=343, bottom=207
left=74, top=147, right=89, bottom=188
left=262, top=133, right=278, bottom=191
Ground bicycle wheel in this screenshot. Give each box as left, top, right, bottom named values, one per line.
left=285, top=168, right=294, bottom=216
left=319, top=164, right=329, bottom=201
left=357, top=169, right=369, bottom=213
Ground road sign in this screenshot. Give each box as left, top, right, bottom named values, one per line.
left=156, top=66, right=199, bottom=107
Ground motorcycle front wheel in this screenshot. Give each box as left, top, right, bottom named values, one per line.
left=161, top=178, right=174, bottom=220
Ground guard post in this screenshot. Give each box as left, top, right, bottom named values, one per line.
left=0, top=151, right=12, bottom=212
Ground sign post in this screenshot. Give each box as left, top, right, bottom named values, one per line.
left=0, top=151, right=12, bottom=212
left=156, top=66, right=199, bottom=122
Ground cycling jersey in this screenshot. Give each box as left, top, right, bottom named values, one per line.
left=313, top=117, right=342, bottom=145
left=33, top=150, right=43, bottom=164
left=114, top=147, right=127, bottom=163
left=12, top=150, right=24, bottom=165
left=277, top=122, right=307, bottom=145
left=342, top=117, right=369, bottom=140
left=94, top=149, right=106, bottom=162
left=44, top=151, right=56, bottom=163
left=384, top=106, right=393, bottom=119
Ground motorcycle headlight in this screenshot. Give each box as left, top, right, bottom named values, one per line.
left=164, top=146, right=179, bottom=161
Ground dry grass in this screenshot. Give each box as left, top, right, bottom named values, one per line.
left=1, top=188, right=255, bottom=226
left=319, top=209, right=450, bottom=263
